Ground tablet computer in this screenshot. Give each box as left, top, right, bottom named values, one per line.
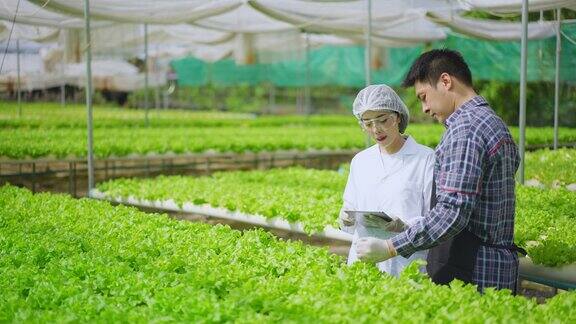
left=344, top=211, right=393, bottom=223
left=344, top=210, right=398, bottom=239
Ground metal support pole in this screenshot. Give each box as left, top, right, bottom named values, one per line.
left=16, top=39, right=22, bottom=118
left=296, top=88, right=302, bottom=114
left=364, top=0, right=372, bottom=86
left=553, top=8, right=561, bottom=150
left=31, top=163, right=36, bottom=193
left=154, top=44, right=160, bottom=110
left=518, top=0, right=528, bottom=184
left=73, top=162, right=77, bottom=197
left=83, top=0, right=95, bottom=194
left=68, top=162, right=74, bottom=196
left=304, top=33, right=311, bottom=115
left=364, top=0, right=372, bottom=147
left=144, top=23, right=150, bottom=126
left=269, top=83, right=276, bottom=114
left=60, top=29, right=66, bottom=108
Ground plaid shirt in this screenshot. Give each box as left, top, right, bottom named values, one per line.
left=391, top=96, right=520, bottom=291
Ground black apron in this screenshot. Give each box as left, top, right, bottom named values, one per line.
left=426, top=229, right=528, bottom=288
left=425, top=176, right=527, bottom=290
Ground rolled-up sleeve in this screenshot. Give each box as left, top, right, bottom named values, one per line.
left=391, top=134, right=485, bottom=257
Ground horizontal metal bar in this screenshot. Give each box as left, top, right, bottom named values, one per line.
left=0, top=149, right=360, bottom=164
left=3, top=143, right=575, bottom=165
left=518, top=256, right=576, bottom=290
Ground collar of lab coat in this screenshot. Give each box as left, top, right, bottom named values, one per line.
left=370, top=135, right=420, bottom=157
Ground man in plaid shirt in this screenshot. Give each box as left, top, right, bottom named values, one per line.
left=355, top=49, right=524, bottom=292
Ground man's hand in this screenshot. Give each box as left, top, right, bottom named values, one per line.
left=356, top=237, right=397, bottom=263
left=363, top=214, right=407, bottom=232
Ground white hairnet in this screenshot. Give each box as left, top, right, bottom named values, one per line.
left=352, top=84, right=410, bottom=133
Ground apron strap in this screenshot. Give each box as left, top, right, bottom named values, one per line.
left=477, top=241, right=528, bottom=256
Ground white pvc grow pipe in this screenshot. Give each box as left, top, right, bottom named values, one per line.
left=89, top=190, right=353, bottom=242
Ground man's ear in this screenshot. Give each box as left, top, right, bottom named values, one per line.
left=438, top=72, right=452, bottom=90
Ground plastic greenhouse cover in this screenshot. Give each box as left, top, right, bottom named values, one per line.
left=253, top=0, right=460, bottom=20
left=428, top=11, right=557, bottom=40
left=85, top=24, right=234, bottom=50
left=171, top=45, right=422, bottom=87
left=20, top=0, right=568, bottom=40
left=67, top=60, right=138, bottom=76
left=171, top=21, right=576, bottom=88
left=459, top=0, right=576, bottom=13
left=0, top=22, right=237, bottom=62
left=0, top=59, right=166, bottom=91
left=157, top=25, right=233, bottom=45
left=193, top=2, right=296, bottom=33
left=3, top=0, right=575, bottom=85
left=5, top=0, right=572, bottom=47
left=248, top=0, right=447, bottom=44
left=27, top=0, right=243, bottom=24
left=0, top=21, right=59, bottom=42
left=0, top=0, right=109, bottom=28
left=0, top=37, right=43, bottom=53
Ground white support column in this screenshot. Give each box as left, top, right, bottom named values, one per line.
left=83, top=0, right=95, bottom=193
left=364, top=0, right=372, bottom=87
left=518, top=0, right=528, bottom=184
left=304, top=33, right=311, bottom=115
left=16, top=39, right=22, bottom=118
left=154, top=44, right=161, bottom=110
left=364, top=0, right=372, bottom=147
left=269, top=82, right=276, bottom=114
left=144, top=23, right=150, bottom=126
left=60, top=29, right=66, bottom=108
left=553, top=8, right=561, bottom=150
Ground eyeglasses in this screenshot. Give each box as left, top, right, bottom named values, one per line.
left=359, top=114, right=397, bottom=131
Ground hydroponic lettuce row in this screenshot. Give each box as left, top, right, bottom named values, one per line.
left=1, top=185, right=575, bottom=322
left=515, top=186, right=576, bottom=267
left=1, top=103, right=575, bottom=159
left=0, top=102, right=357, bottom=129
left=97, top=167, right=576, bottom=267
left=1, top=125, right=574, bottom=159
left=98, top=168, right=345, bottom=233
left=0, top=127, right=363, bottom=159
left=524, top=148, right=576, bottom=186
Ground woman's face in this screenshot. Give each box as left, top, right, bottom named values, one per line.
left=359, top=110, right=401, bottom=148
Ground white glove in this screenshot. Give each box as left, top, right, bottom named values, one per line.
left=339, top=209, right=355, bottom=228
left=363, top=213, right=407, bottom=232
left=356, top=237, right=397, bottom=263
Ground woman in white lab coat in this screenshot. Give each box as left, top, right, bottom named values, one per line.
left=339, top=84, right=434, bottom=276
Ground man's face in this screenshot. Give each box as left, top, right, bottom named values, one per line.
left=414, top=79, right=454, bottom=124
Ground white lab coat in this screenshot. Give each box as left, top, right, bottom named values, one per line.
left=342, top=136, right=434, bottom=276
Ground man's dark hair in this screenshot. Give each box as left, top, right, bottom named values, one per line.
left=402, top=49, right=473, bottom=88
